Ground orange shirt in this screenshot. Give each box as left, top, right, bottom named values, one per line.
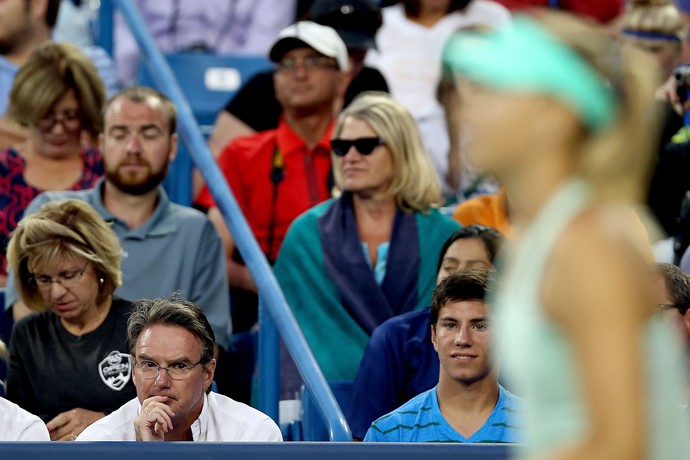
left=452, top=188, right=655, bottom=262
left=452, top=189, right=510, bottom=235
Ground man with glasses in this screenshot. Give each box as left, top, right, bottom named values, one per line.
left=77, top=296, right=282, bottom=441
left=197, top=20, right=348, bottom=273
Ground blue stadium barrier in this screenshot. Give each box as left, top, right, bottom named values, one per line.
left=97, top=0, right=351, bottom=441
left=0, top=443, right=513, bottom=460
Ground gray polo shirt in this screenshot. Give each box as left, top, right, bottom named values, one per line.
left=5, top=178, right=231, bottom=347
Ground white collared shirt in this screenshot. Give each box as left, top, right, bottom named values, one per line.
left=77, top=393, right=282, bottom=442
left=0, top=397, right=50, bottom=441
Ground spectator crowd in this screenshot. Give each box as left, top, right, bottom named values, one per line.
left=0, top=1, right=689, bottom=458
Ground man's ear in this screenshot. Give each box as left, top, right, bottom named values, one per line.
left=98, top=133, right=105, bottom=153
left=337, top=69, right=353, bottom=101
left=683, top=309, right=690, bottom=340
left=29, top=0, right=49, bottom=25
left=204, top=359, right=216, bottom=390
left=168, top=133, right=178, bottom=163
left=431, top=324, right=439, bottom=352
left=130, top=355, right=138, bottom=386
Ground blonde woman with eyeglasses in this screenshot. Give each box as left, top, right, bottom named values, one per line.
left=0, top=42, right=105, bottom=288
left=5, top=199, right=136, bottom=441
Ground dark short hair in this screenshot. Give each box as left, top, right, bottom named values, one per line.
left=103, top=86, right=177, bottom=134
left=436, top=225, right=504, bottom=272
left=654, top=263, right=690, bottom=315
left=430, top=268, right=492, bottom=327
left=127, top=295, right=215, bottom=364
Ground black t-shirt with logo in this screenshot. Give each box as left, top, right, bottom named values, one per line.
left=6, top=298, right=136, bottom=421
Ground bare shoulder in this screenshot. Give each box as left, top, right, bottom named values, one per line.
left=541, top=205, right=654, bottom=325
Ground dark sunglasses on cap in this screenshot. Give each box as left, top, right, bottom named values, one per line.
left=331, top=137, right=385, bottom=157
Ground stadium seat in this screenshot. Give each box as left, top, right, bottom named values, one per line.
left=137, top=53, right=272, bottom=131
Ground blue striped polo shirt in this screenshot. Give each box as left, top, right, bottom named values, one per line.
left=364, top=384, right=523, bottom=443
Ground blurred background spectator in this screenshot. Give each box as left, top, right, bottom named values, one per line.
left=0, top=0, right=116, bottom=114
left=6, top=199, right=136, bottom=440
left=364, top=0, right=510, bottom=200
left=205, top=0, right=389, bottom=196
left=113, top=0, right=298, bottom=84
left=0, top=0, right=116, bottom=149
left=0, top=42, right=105, bottom=288
left=493, top=0, right=623, bottom=23
left=622, top=0, right=690, bottom=260
left=54, top=0, right=98, bottom=47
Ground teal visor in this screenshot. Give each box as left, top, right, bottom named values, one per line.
left=444, top=17, right=618, bottom=131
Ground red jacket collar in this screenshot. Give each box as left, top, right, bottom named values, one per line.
left=276, top=116, right=335, bottom=156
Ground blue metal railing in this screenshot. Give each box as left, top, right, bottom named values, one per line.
left=0, top=443, right=513, bottom=459
left=97, top=0, right=351, bottom=441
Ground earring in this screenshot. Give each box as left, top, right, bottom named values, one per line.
left=99, top=278, right=104, bottom=286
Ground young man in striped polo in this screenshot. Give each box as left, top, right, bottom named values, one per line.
left=364, top=269, right=523, bottom=443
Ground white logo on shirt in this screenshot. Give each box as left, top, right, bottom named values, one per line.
left=98, top=351, right=132, bottom=391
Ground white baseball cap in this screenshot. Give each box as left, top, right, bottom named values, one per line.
left=269, top=21, right=349, bottom=71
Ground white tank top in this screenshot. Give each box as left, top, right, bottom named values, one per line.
left=493, top=179, right=690, bottom=458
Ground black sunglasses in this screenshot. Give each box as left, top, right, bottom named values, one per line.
left=331, top=137, right=385, bottom=157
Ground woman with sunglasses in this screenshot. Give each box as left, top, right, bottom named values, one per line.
left=5, top=199, right=136, bottom=441
left=0, top=42, right=105, bottom=288
left=274, top=92, right=460, bottom=396
left=448, top=11, right=689, bottom=459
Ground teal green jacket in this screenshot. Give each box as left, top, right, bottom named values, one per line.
left=274, top=200, right=460, bottom=382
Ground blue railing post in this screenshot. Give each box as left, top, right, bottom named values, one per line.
left=258, top=296, right=280, bottom=422
left=96, top=0, right=115, bottom=56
